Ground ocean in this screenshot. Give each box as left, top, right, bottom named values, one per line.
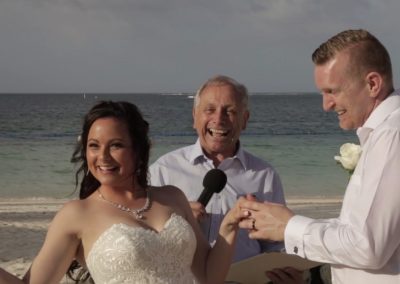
left=0, top=93, right=357, bottom=198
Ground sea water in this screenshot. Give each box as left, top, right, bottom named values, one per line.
left=0, top=93, right=357, bottom=198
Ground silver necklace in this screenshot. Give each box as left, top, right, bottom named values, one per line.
left=98, top=189, right=151, bottom=220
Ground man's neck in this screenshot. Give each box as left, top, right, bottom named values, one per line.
left=202, top=141, right=240, bottom=167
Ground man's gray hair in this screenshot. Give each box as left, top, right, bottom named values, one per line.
left=194, top=75, right=249, bottom=109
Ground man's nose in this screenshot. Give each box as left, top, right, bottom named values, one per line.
left=214, top=109, right=228, bottom=123
left=322, top=93, right=335, bottom=112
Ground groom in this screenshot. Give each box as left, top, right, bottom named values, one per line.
left=239, top=29, right=400, bottom=283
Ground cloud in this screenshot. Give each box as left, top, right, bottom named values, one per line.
left=0, top=0, right=399, bottom=93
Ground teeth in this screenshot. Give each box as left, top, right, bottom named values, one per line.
left=98, top=166, right=116, bottom=171
left=337, top=110, right=346, bottom=115
left=209, top=128, right=228, bottom=135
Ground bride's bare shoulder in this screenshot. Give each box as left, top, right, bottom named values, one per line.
left=51, top=198, right=95, bottom=231
left=59, top=198, right=90, bottom=214
left=149, top=185, right=187, bottom=200
left=148, top=185, right=190, bottom=216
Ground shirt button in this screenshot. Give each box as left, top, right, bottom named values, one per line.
left=294, top=246, right=298, bottom=254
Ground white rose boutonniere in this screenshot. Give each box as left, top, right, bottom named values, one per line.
left=334, top=143, right=362, bottom=175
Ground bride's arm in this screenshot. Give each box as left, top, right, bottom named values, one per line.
left=202, top=200, right=246, bottom=284
left=1, top=201, right=83, bottom=284
left=26, top=201, right=82, bottom=283
left=174, top=189, right=246, bottom=284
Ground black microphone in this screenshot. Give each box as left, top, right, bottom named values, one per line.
left=197, top=169, right=227, bottom=207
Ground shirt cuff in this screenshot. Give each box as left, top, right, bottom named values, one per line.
left=284, top=215, right=314, bottom=257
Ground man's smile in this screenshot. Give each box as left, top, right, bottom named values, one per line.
left=207, top=128, right=229, bottom=137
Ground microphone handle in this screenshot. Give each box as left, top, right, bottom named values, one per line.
left=197, top=189, right=214, bottom=207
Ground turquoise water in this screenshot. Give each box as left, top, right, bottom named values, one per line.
left=0, top=93, right=357, bottom=198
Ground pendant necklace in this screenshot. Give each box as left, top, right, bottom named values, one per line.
left=98, top=189, right=151, bottom=220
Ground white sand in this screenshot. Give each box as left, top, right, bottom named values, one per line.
left=0, top=197, right=342, bottom=281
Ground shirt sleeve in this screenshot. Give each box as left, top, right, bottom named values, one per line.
left=284, top=128, right=400, bottom=269
left=271, top=170, right=286, bottom=206
left=148, top=161, right=165, bottom=186
left=260, top=169, right=286, bottom=252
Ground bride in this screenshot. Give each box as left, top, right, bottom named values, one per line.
left=0, top=101, right=247, bottom=284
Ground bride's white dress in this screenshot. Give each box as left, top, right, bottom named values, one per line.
left=86, top=213, right=197, bottom=284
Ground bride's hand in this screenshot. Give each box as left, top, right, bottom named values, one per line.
left=220, top=196, right=252, bottom=235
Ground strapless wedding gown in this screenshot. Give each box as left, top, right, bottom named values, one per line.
left=86, top=213, right=197, bottom=284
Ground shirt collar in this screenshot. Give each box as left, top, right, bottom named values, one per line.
left=357, top=89, right=400, bottom=145
left=235, top=143, right=248, bottom=169
left=189, top=139, right=206, bottom=164
left=189, top=138, right=247, bottom=169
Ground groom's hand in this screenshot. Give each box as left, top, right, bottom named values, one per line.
left=238, top=199, right=294, bottom=241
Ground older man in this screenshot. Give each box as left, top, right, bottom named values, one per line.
left=240, top=29, right=400, bottom=284
left=149, top=75, right=286, bottom=262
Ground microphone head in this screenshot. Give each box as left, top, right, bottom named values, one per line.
left=202, top=169, right=227, bottom=194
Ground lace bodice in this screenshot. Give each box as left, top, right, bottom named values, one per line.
left=86, top=213, right=197, bottom=284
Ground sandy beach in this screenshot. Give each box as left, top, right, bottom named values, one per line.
left=0, top=197, right=342, bottom=281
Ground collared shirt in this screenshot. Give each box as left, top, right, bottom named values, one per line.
left=285, top=90, right=400, bottom=283
left=149, top=139, right=286, bottom=262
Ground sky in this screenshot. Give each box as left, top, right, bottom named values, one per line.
left=1, top=0, right=400, bottom=93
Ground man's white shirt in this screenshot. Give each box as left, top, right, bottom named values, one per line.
left=149, top=139, right=285, bottom=262
left=285, top=90, right=400, bottom=283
